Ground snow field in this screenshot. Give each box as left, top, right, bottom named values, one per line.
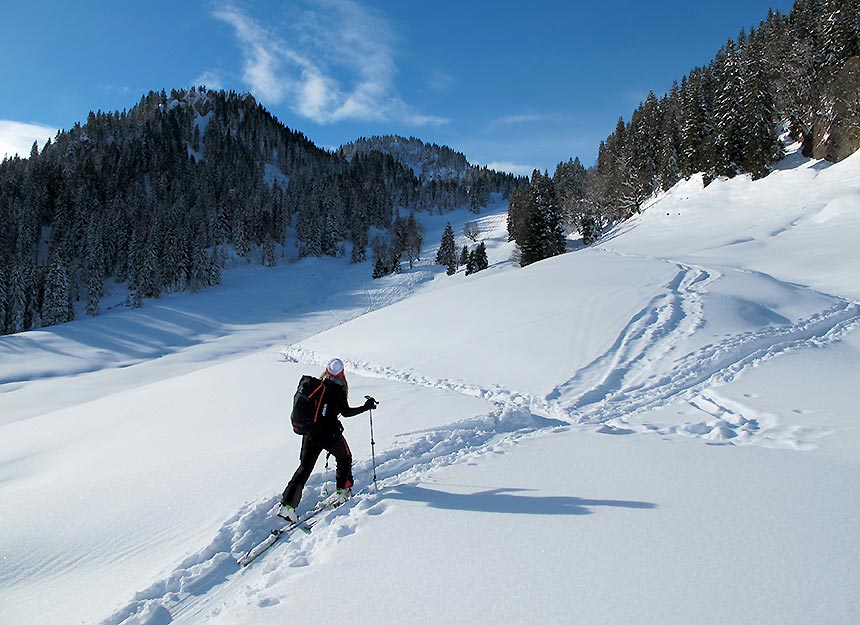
left=2, top=152, right=860, bottom=625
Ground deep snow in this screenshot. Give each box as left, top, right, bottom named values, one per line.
left=1, top=148, right=859, bottom=625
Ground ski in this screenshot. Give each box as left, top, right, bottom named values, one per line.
left=237, top=496, right=350, bottom=567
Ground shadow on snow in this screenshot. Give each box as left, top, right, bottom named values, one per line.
left=385, top=484, right=657, bottom=516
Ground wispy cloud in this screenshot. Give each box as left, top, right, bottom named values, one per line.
left=426, top=69, right=456, bottom=92
left=405, top=113, right=450, bottom=126
left=214, top=3, right=288, bottom=102
left=192, top=70, right=226, bottom=91
left=0, top=120, right=58, bottom=159
left=97, top=83, right=133, bottom=95
left=214, top=1, right=447, bottom=126
left=489, top=112, right=566, bottom=128
left=484, top=161, right=537, bottom=176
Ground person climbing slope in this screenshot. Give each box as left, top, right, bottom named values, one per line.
left=278, top=358, right=377, bottom=522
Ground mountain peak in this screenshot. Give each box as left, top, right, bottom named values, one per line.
left=339, top=135, right=474, bottom=183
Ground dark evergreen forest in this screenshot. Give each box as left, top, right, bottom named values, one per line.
left=0, top=88, right=521, bottom=335
left=2, top=0, right=857, bottom=334
left=508, top=0, right=860, bottom=266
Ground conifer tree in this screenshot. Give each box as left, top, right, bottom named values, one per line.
left=579, top=210, right=603, bottom=246
left=657, top=87, right=682, bottom=189
left=137, top=241, right=162, bottom=299
left=553, top=157, right=588, bottom=228
left=713, top=40, right=745, bottom=177
left=42, top=254, right=73, bottom=327
left=189, top=245, right=209, bottom=292
left=208, top=248, right=223, bottom=287
left=679, top=70, right=713, bottom=178
left=0, top=263, right=8, bottom=332
left=740, top=33, right=781, bottom=178
left=85, top=235, right=104, bottom=317
left=506, top=187, right=531, bottom=246
left=370, top=237, right=401, bottom=278
left=28, top=265, right=44, bottom=330
left=351, top=226, right=369, bottom=264
left=392, top=213, right=424, bottom=269
left=473, top=241, right=489, bottom=272
left=520, top=170, right=565, bottom=267
left=436, top=222, right=457, bottom=273
left=6, top=265, right=27, bottom=334
left=261, top=235, right=277, bottom=267
left=465, top=248, right=476, bottom=276
left=372, top=256, right=388, bottom=279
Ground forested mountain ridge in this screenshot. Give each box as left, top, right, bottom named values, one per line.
left=340, top=136, right=471, bottom=182
left=508, top=0, right=860, bottom=267
left=339, top=135, right=522, bottom=212
left=0, top=87, right=520, bottom=336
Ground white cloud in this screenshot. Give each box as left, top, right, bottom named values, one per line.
left=213, top=1, right=446, bottom=126
left=192, top=70, right=226, bottom=91
left=97, top=84, right=132, bottom=95
left=489, top=112, right=566, bottom=128
left=426, top=69, right=456, bottom=92
left=0, top=120, right=58, bottom=160
left=484, top=161, right=536, bottom=176
left=403, top=112, right=450, bottom=126
left=494, top=114, right=545, bottom=125
left=213, top=4, right=288, bottom=102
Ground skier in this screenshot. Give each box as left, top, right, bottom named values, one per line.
left=278, top=358, right=377, bottom=522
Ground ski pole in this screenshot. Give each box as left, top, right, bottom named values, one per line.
left=365, top=396, right=379, bottom=491
left=323, top=452, right=332, bottom=496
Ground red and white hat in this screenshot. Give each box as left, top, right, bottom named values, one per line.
left=325, top=358, right=345, bottom=377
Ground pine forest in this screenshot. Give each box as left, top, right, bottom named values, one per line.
left=1, top=0, right=859, bottom=334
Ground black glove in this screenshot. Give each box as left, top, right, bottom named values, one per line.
left=363, top=396, right=378, bottom=410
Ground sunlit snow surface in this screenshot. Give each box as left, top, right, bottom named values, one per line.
left=2, top=148, right=859, bottom=625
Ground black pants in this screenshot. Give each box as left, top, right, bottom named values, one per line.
left=282, top=433, right=353, bottom=508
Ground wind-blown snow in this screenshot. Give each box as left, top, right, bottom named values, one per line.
left=1, top=151, right=859, bottom=625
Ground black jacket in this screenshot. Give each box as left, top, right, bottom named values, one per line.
left=314, top=379, right=367, bottom=437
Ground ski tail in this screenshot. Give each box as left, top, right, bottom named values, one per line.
left=237, top=494, right=352, bottom=567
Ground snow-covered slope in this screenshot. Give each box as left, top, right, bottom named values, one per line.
left=1, top=151, right=859, bottom=625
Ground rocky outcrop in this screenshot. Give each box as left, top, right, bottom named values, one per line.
left=809, top=56, right=860, bottom=163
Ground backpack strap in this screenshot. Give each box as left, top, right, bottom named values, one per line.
left=310, top=380, right=326, bottom=424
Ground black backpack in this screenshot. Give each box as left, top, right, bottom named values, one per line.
left=290, top=375, right=327, bottom=435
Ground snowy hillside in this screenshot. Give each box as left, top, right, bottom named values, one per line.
left=2, top=149, right=859, bottom=625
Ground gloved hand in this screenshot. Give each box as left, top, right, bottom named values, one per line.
left=363, top=396, right=378, bottom=410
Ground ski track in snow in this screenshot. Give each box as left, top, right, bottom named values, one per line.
left=101, top=401, right=560, bottom=624
left=554, top=251, right=860, bottom=447
left=101, top=251, right=860, bottom=625
left=289, top=254, right=860, bottom=450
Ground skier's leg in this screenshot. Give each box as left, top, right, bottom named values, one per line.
left=282, top=435, right=323, bottom=508
left=326, top=434, right=354, bottom=490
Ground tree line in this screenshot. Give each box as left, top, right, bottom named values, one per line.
left=509, top=0, right=860, bottom=266
left=434, top=221, right=488, bottom=277
left=0, top=88, right=522, bottom=335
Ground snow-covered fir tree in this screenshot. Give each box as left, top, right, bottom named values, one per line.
left=436, top=222, right=458, bottom=276
left=519, top=171, right=566, bottom=267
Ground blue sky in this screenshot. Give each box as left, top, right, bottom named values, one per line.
left=1, top=0, right=796, bottom=173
